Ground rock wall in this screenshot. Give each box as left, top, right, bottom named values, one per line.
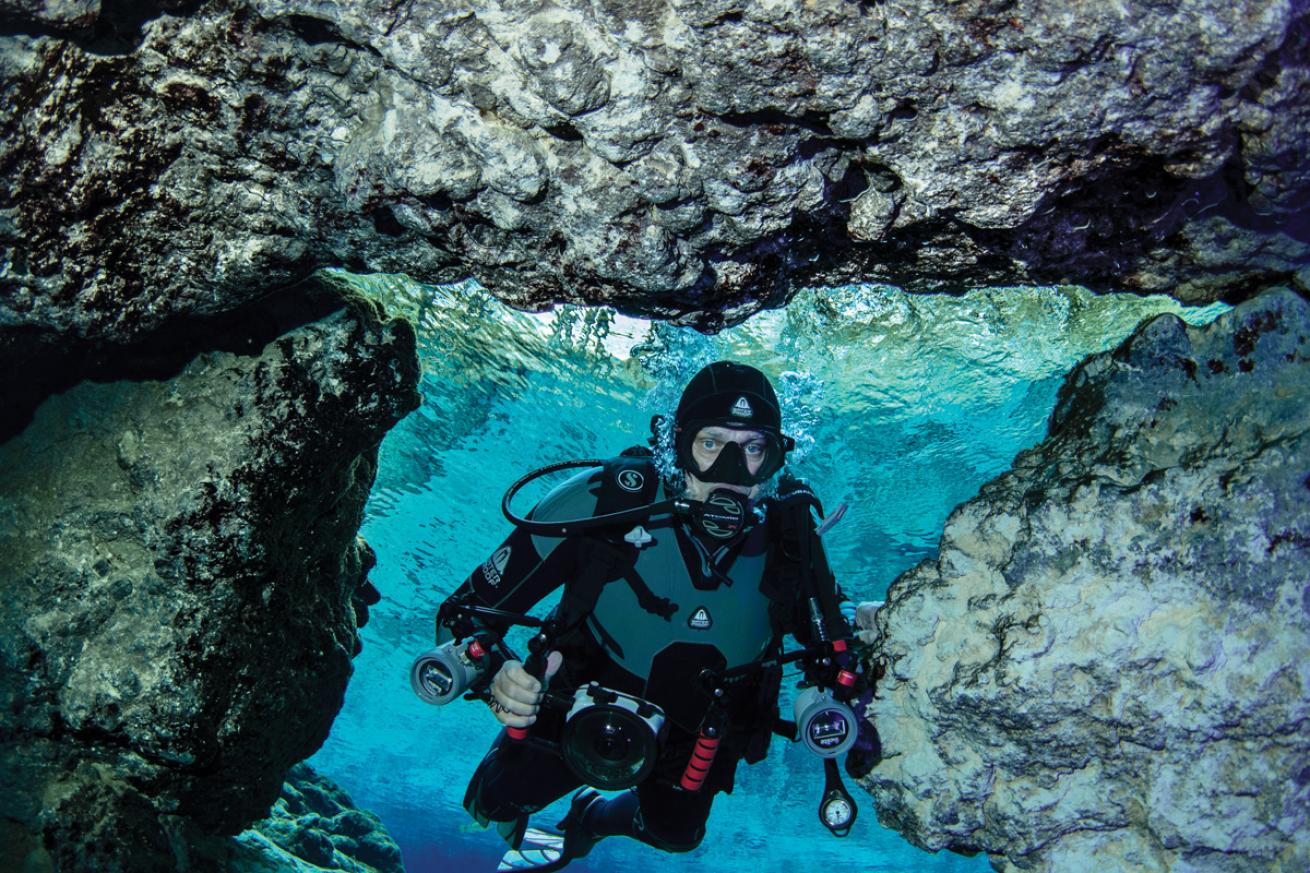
left=2, top=0, right=1307, bottom=347
left=863, top=287, right=1309, bottom=871
left=0, top=274, right=419, bottom=872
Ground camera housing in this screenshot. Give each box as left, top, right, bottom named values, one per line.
left=561, top=684, right=667, bottom=789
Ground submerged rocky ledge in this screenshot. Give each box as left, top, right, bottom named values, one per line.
left=235, top=763, right=403, bottom=873
left=861, top=288, right=1310, bottom=872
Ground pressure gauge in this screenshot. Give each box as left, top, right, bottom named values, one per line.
left=818, top=758, right=858, bottom=837
left=821, top=792, right=854, bottom=830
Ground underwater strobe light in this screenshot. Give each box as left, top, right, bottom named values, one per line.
left=561, top=684, right=667, bottom=790
left=410, top=639, right=493, bottom=706
left=793, top=686, right=858, bottom=758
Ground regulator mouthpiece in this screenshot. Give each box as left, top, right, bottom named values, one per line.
left=680, top=488, right=750, bottom=540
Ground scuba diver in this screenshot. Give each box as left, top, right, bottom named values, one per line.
left=413, top=361, right=880, bottom=871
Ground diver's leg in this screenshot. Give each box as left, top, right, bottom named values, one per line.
left=628, top=780, right=714, bottom=853
left=565, top=781, right=714, bottom=855
left=464, top=731, right=581, bottom=847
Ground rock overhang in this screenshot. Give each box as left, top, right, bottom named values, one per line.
left=1, top=0, right=1307, bottom=359
left=2, top=1, right=1309, bottom=869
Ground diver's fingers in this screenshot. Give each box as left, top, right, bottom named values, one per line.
left=492, top=662, right=546, bottom=707
left=488, top=676, right=541, bottom=726
left=543, top=650, right=563, bottom=681
left=489, top=691, right=539, bottom=725
left=491, top=682, right=541, bottom=714
left=500, top=662, right=547, bottom=698
left=488, top=692, right=537, bottom=727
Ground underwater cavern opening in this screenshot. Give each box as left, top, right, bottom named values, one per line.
left=302, top=273, right=1229, bottom=873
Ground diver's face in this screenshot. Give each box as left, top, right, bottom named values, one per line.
left=684, top=426, right=768, bottom=500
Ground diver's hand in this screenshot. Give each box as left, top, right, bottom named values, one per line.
left=488, top=651, right=563, bottom=728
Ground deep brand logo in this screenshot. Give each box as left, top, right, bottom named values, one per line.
left=732, top=395, right=753, bottom=417
left=616, top=469, right=645, bottom=493
left=688, top=606, right=713, bottom=630
left=482, top=546, right=511, bottom=587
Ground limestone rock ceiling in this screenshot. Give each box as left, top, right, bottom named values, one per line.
left=1, top=0, right=1307, bottom=349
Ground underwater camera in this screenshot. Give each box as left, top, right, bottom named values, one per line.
left=793, top=686, right=858, bottom=758
left=561, top=683, right=667, bottom=790
left=410, top=638, right=494, bottom=706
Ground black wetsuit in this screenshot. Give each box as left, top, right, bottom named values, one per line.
left=446, top=456, right=846, bottom=853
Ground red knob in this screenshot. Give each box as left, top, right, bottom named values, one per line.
left=837, top=670, right=857, bottom=688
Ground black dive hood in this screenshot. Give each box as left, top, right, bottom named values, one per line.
left=501, top=459, right=754, bottom=542
left=673, top=361, right=795, bottom=487
left=503, top=363, right=792, bottom=540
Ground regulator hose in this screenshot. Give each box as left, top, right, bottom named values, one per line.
left=501, top=459, right=684, bottom=536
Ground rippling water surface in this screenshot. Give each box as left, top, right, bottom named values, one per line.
left=309, top=274, right=1226, bottom=872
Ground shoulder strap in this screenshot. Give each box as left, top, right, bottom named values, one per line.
left=557, top=449, right=677, bottom=624
left=593, top=448, right=658, bottom=514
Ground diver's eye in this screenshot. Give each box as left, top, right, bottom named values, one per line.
left=744, top=442, right=765, bottom=456
left=699, top=438, right=719, bottom=451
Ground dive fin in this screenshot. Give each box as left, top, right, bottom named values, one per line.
left=497, top=827, right=570, bottom=872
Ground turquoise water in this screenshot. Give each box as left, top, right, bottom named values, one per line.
left=307, top=277, right=1226, bottom=872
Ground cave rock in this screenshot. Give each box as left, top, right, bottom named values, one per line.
left=1, top=0, right=1307, bottom=346
left=865, top=286, right=1310, bottom=871
left=0, top=275, right=420, bottom=872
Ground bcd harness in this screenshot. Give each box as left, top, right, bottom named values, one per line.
left=552, top=447, right=850, bottom=696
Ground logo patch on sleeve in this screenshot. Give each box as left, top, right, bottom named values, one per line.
left=687, top=606, right=713, bottom=630
left=481, top=546, right=511, bottom=587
